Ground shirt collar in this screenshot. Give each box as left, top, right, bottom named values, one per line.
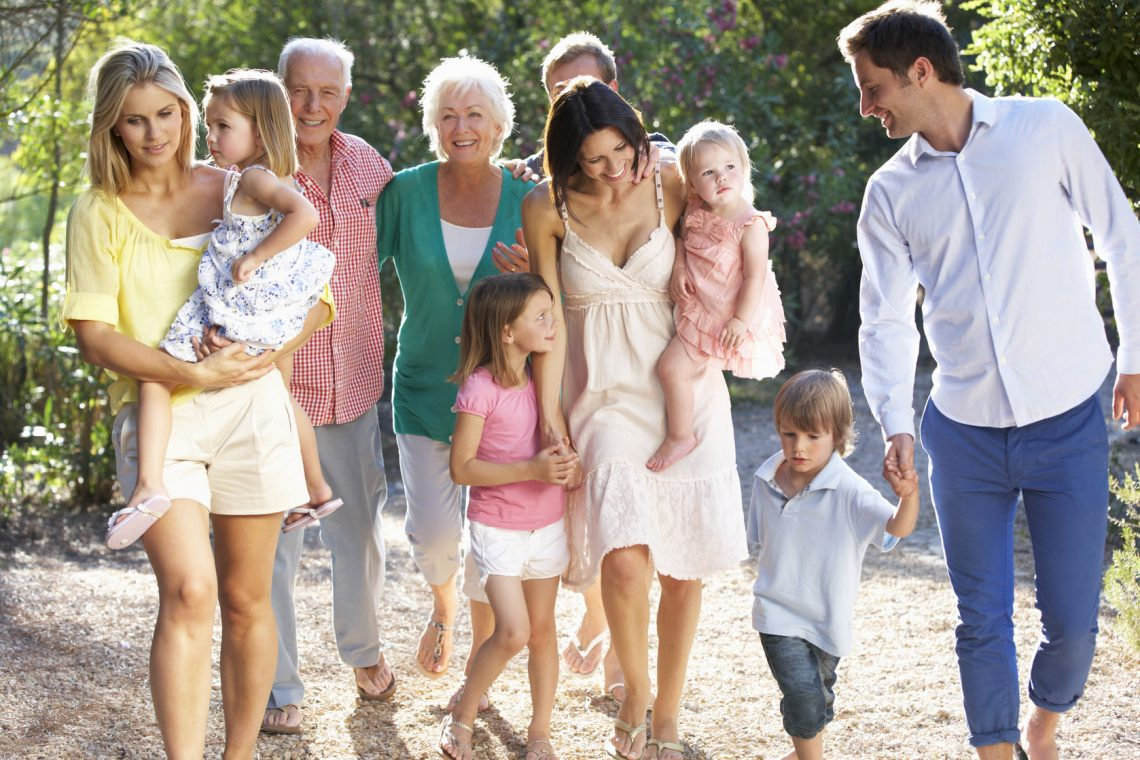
left=756, top=450, right=847, bottom=493
left=906, top=88, right=996, bottom=167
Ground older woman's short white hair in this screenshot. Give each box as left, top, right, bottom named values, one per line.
left=421, top=55, right=514, bottom=162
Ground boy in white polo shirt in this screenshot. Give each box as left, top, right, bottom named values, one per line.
left=747, top=369, right=919, bottom=759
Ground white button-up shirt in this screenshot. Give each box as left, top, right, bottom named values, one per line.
left=858, top=90, right=1140, bottom=437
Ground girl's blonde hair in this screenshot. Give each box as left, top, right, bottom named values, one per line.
left=85, top=40, right=199, bottom=195
left=421, top=55, right=515, bottom=162
left=773, top=369, right=858, bottom=457
left=203, top=69, right=298, bottom=176
left=676, top=120, right=755, bottom=204
left=452, top=273, right=553, bottom=389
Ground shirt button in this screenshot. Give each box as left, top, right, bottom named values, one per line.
left=455, top=336, right=461, bottom=344
left=992, top=316, right=999, bottom=324
left=978, top=232, right=986, bottom=240
left=969, top=193, right=977, bottom=200
left=984, top=274, right=991, bottom=281
left=1001, top=355, right=1008, bottom=364
left=456, top=298, right=463, bottom=306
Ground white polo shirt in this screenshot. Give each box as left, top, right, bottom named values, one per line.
left=747, top=451, right=896, bottom=657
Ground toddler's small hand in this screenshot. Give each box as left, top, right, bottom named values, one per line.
left=232, top=253, right=259, bottom=284
left=884, top=468, right=919, bottom=499
left=719, top=317, right=748, bottom=350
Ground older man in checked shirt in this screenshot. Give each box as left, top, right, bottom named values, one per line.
left=261, top=37, right=396, bottom=735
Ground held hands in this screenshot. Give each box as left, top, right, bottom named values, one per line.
left=884, top=465, right=919, bottom=499
left=883, top=432, right=917, bottom=495
left=531, top=442, right=579, bottom=486
left=719, top=317, right=749, bottom=351
left=1113, top=372, right=1140, bottom=431
left=493, top=227, right=530, bottom=273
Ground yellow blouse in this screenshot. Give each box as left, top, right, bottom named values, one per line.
left=61, top=188, right=333, bottom=412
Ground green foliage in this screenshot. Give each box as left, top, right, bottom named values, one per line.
left=965, top=0, right=1140, bottom=203
left=0, top=243, right=115, bottom=515
left=1106, top=466, right=1140, bottom=653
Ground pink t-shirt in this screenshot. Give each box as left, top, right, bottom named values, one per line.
left=453, top=367, right=565, bottom=530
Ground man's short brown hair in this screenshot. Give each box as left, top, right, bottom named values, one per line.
left=838, top=0, right=964, bottom=85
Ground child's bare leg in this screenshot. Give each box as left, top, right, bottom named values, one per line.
left=785, top=731, right=823, bottom=760
left=127, top=380, right=175, bottom=513
left=276, top=355, right=332, bottom=526
left=443, top=575, right=530, bottom=759
left=647, top=336, right=702, bottom=472
left=522, top=576, right=560, bottom=749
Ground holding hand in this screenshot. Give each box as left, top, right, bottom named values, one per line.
left=493, top=227, right=530, bottom=273
left=531, top=443, right=579, bottom=486
left=884, top=465, right=919, bottom=499
left=719, top=317, right=749, bottom=351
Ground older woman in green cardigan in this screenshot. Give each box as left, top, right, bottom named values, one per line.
left=378, top=54, right=530, bottom=707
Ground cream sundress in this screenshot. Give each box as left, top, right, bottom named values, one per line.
left=162, top=166, right=334, bottom=361
left=675, top=198, right=786, bottom=379
left=559, top=169, right=746, bottom=587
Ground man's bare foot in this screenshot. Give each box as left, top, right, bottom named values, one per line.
left=1024, top=707, right=1060, bottom=760
left=355, top=653, right=397, bottom=700
left=260, top=704, right=302, bottom=734
left=646, top=434, right=697, bottom=472
left=417, top=617, right=452, bottom=677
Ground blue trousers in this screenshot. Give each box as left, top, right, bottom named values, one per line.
left=920, top=396, right=1108, bottom=747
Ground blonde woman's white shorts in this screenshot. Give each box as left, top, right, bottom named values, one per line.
left=113, top=369, right=308, bottom=515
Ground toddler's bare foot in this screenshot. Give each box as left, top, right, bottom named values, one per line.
left=646, top=434, right=697, bottom=472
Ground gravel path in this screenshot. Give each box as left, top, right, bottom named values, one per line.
left=2, top=366, right=1138, bottom=758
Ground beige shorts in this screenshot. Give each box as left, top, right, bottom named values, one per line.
left=468, top=519, right=569, bottom=587
left=113, top=369, right=308, bottom=515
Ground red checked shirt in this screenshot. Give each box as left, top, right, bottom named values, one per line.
left=291, top=131, right=393, bottom=426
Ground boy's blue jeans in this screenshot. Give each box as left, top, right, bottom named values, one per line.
left=920, top=395, right=1108, bottom=748
left=760, top=633, right=840, bottom=739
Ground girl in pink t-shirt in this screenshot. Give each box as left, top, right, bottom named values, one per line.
left=442, top=273, right=578, bottom=760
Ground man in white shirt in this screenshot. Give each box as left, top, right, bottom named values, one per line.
left=838, top=2, right=1140, bottom=758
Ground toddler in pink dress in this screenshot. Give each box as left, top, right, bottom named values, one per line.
left=647, top=121, right=786, bottom=472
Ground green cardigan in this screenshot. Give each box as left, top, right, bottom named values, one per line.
left=378, top=161, right=531, bottom=442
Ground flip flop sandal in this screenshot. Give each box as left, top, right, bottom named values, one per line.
left=418, top=619, right=451, bottom=678
left=645, top=738, right=685, bottom=759
left=605, top=681, right=625, bottom=706
left=438, top=714, right=474, bottom=759
left=357, top=668, right=397, bottom=701
left=282, top=498, right=344, bottom=533
left=603, top=717, right=646, bottom=760
left=260, top=704, right=303, bottom=735
left=523, top=738, right=558, bottom=760
left=105, top=495, right=172, bottom=550
left=562, top=631, right=607, bottom=676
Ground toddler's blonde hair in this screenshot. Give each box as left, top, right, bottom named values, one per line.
left=203, top=69, right=298, bottom=177
left=676, top=120, right=754, bottom=204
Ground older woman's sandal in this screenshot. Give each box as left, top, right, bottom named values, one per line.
left=418, top=619, right=451, bottom=678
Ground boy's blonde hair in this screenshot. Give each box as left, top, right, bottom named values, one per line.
left=676, top=120, right=755, bottom=204
left=452, top=273, right=553, bottom=389
left=773, top=369, right=858, bottom=457
left=85, top=40, right=199, bottom=195
left=203, top=69, right=298, bottom=177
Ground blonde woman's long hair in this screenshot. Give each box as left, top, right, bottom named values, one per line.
left=85, top=40, right=199, bottom=195
left=203, top=69, right=299, bottom=177
left=452, top=273, right=553, bottom=389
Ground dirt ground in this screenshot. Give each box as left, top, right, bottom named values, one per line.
left=2, top=366, right=1138, bottom=759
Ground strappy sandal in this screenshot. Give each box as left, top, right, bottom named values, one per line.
left=260, top=703, right=302, bottom=735
left=438, top=713, right=474, bottom=759
left=523, top=738, right=559, bottom=760
left=447, top=676, right=492, bottom=713
left=603, top=716, right=647, bottom=759
left=562, top=631, right=606, bottom=676
left=105, top=495, right=172, bottom=549
left=418, top=619, right=451, bottom=678
left=645, top=738, right=685, bottom=759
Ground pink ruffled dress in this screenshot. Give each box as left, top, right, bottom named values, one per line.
left=674, top=199, right=786, bottom=379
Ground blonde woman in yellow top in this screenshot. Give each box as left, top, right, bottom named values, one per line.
left=62, top=41, right=329, bottom=758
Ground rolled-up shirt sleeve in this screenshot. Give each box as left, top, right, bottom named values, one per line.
left=857, top=179, right=921, bottom=440
left=60, top=192, right=122, bottom=328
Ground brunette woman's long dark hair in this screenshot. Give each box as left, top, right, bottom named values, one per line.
left=542, top=77, right=651, bottom=220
